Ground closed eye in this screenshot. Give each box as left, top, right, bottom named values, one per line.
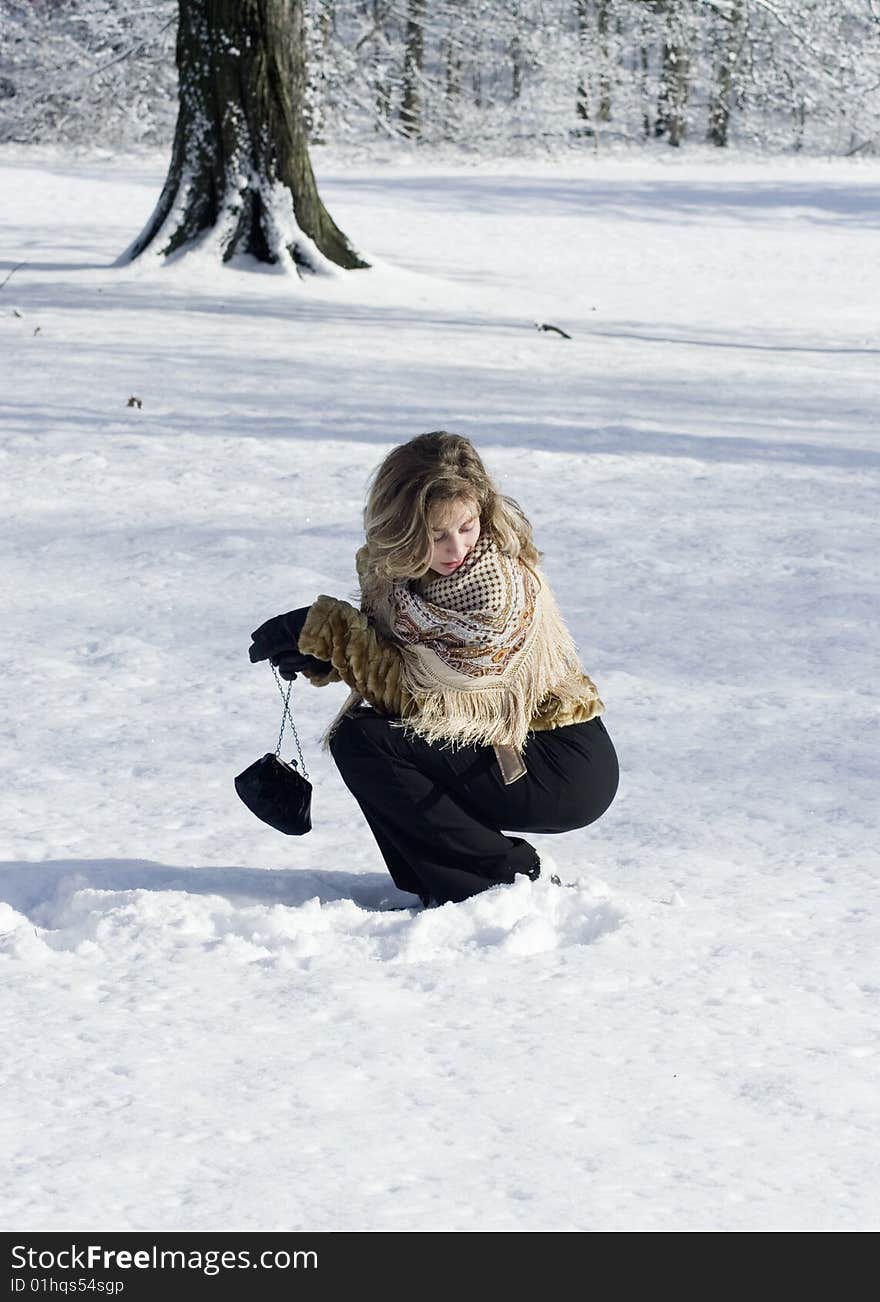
left=433, top=517, right=478, bottom=542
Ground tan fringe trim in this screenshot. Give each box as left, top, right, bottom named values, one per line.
left=395, top=578, right=587, bottom=752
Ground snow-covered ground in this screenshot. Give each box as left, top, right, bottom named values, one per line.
left=1, top=147, right=878, bottom=1232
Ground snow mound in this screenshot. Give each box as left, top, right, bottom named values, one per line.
left=3, top=873, right=624, bottom=969
left=395, top=877, right=623, bottom=961
left=0, top=900, right=51, bottom=964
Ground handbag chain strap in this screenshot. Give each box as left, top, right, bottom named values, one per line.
left=270, top=664, right=309, bottom=780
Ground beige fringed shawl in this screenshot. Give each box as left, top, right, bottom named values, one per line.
left=365, top=535, right=588, bottom=754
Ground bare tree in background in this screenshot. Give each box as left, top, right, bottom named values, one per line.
left=124, top=0, right=367, bottom=271
left=654, top=0, right=690, bottom=146
left=400, top=0, right=425, bottom=137
left=707, top=0, right=745, bottom=147
left=3, top=0, right=877, bottom=157
left=575, top=0, right=613, bottom=133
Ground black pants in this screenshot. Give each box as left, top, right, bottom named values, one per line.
left=329, top=710, right=619, bottom=906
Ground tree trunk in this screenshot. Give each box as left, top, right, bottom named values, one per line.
left=575, top=0, right=611, bottom=131
left=123, top=0, right=367, bottom=271
left=707, top=0, right=744, bottom=148
left=788, top=69, right=806, bottom=152
left=371, top=0, right=393, bottom=132
left=654, top=3, right=689, bottom=147
left=640, top=43, right=652, bottom=138
left=511, top=33, right=523, bottom=102
left=510, top=2, right=523, bottom=102
left=304, top=0, right=335, bottom=145
left=444, top=27, right=462, bottom=103
left=400, top=0, right=426, bottom=139
left=597, top=0, right=612, bottom=124
left=575, top=0, right=590, bottom=128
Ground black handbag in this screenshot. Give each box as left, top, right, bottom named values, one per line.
left=235, top=666, right=312, bottom=835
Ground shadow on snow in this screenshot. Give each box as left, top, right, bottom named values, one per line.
left=0, top=858, right=413, bottom=922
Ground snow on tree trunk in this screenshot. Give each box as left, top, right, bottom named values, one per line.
left=707, top=0, right=745, bottom=148
left=122, top=0, right=367, bottom=272
left=654, top=2, right=690, bottom=148
left=400, top=0, right=426, bottom=138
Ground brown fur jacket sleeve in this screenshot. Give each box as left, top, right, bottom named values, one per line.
left=296, top=546, right=603, bottom=731
left=297, top=594, right=413, bottom=718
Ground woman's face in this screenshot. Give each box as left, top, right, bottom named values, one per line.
left=428, top=497, right=481, bottom=575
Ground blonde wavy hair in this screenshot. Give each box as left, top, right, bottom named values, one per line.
left=361, top=432, right=540, bottom=591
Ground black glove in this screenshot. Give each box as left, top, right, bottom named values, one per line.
left=273, top=649, right=332, bottom=682
left=248, top=607, right=311, bottom=664
left=249, top=607, right=332, bottom=680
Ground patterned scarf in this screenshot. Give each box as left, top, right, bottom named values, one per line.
left=390, top=535, right=535, bottom=677
left=369, top=535, right=587, bottom=751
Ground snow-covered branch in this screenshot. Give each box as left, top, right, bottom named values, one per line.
left=1, top=0, right=878, bottom=154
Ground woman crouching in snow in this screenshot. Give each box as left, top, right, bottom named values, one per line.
left=248, top=431, right=618, bottom=907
